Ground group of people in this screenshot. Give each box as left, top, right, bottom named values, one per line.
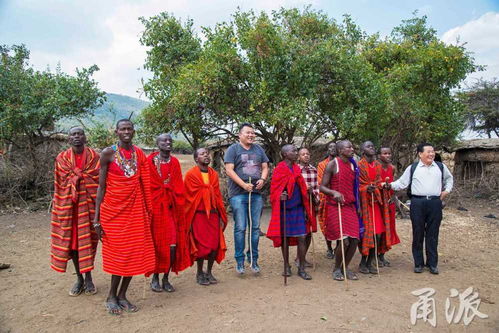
left=50, top=120, right=453, bottom=315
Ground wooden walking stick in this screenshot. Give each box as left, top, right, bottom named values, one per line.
left=248, top=177, right=254, bottom=268
left=337, top=202, right=348, bottom=289
left=309, top=193, right=317, bottom=271
left=282, top=190, right=289, bottom=286
left=371, top=192, right=380, bottom=277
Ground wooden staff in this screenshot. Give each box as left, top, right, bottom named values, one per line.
left=282, top=190, right=288, bottom=286
left=337, top=202, right=348, bottom=289
left=309, top=193, right=317, bottom=271
left=371, top=192, right=380, bottom=277
left=248, top=177, right=254, bottom=268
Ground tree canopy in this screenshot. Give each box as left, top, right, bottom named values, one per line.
left=458, top=79, right=499, bottom=138
left=0, top=44, right=105, bottom=152
left=140, top=8, right=479, bottom=163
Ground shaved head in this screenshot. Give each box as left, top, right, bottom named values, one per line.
left=68, top=126, right=85, bottom=135
left=281, top=144, right=295, bottom=155
left=156, top=133, right=172, bottom=143
left=336, top=140, right=350, bottom=151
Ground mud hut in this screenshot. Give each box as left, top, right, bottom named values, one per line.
left=453, top=138, right=499, bottom=190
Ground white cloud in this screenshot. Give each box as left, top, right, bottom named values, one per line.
left=27, top=0, right=315, bottom=99
left=442, top=12, right=499, bottom=85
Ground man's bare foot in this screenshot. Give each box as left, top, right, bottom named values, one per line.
left=105, top=297, right=122, bottom=315
left=69, top=279, right=84, bottom=296
left=118, top=298, right=138, bottom=313
left=84, top=279, right=97, bottom=295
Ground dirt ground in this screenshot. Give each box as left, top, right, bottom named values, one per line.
left=1, top=196, right=498, bottom=333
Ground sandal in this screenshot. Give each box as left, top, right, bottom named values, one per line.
left=105, top=300, right=122, bottom=315
left=332, top=269, right=344, bottom=281
left=205, top=273, right=218, bottom=284
left=282, top=265, right=292, bottom=277
left=118, top=298, right=138, bottom=313
left=84, top=280, right=97, bottom=295
left=298, top=269, right=312, bottom=280
left=369, top=265, right=379, bottom=274
left=162, top=280, right=176, bottom=292
left=196, top=273, right=210, bottom=286
left=346, top=270, right=359, bottom=280
left=69, top=280, right=84, bottom=297
left=150, top=278, right=162, bottom=292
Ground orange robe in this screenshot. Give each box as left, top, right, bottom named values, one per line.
left=358, top=158, right=392, bottom=256
left=147, top=153, right=190, bottom=274
left=50, top=147, right=99, bottom=273
left=317, top=157, right=331, bottom=234
left=184, top=166, right=227, bottom=265
left=100, top=146, right=155, bottom=276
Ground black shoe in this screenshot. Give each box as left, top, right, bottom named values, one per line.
left=429, top=266, right=439, bottom=275
left=414, top=266, right=424, bottom=273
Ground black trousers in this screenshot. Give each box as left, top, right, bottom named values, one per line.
left=409, top=197, right=443, bottom=268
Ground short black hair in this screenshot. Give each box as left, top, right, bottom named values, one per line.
left=68, top=126, right=85, bottom=135
left=298, top=147, right=309, bottom=154
left=156, top=133, right=172, bottom=143
left=416, top=142, right=433, bottom=153
left=360, top=140, right=374, bottom=152
left=379, top=146, right=391, bottom=153
left=193, top=147, right=209, bottom=160
left=239, top=122, right=253, bottom=133
left=116, top=119, right=133, bottom=129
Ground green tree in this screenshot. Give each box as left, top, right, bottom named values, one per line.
left=0, top=44, right=105, bottom=154
left=458, top=79, right=499, bottom=138
left=362, top=14, right=480, bottom=165
left=140, top=9, right=478, bottom=164
left=140, top=8, right=387, bottom=161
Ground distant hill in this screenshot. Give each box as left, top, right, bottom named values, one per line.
left=92, top=93, right=150, bottom=123
left=57, top=93, right=150, bottom=130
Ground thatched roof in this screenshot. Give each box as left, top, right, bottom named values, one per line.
left=454, top=138, right=499, bottom=151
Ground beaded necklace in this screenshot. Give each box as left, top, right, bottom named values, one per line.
left=153, top=154, right=171, bottom=184
left=113, top=144, right=137, bottom=177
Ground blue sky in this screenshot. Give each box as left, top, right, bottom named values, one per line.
left=1, top=0, right=498, bottom=99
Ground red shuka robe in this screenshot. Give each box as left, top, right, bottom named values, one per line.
left=380, top=164, right=401, bottom=247
left=358, top=158, right=392, bottom=255
left=50, top=147, right=100, bottom=273
left=266, top=161, right=315, bottom=248
left=147, top=152, right=190, bottom=274
left=100, top=146, right=156, bottom=276
left=184, top=166, right=227, bottom=265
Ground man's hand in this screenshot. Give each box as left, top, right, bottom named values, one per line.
left=93, top=222, right=104, bottom=241
left=280, top=192, right=288, bottom=201
left=332, top=191, right=344, bottom=204
left=255, top=179, right=265, bottom=190
left=440, top=191, right=449, bottom=201
left=307, top=185, right=314, bottom=194
left=243, top=183, right=254, bottom=192
left=383, top=177, right=391, bottom=190
left=367, top=184, right=376, bottom=193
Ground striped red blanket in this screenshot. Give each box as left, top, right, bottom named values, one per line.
left=50, top=147, right=100, bottom=273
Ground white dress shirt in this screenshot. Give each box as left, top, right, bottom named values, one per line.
left=391, top=161, right=453, bottom=196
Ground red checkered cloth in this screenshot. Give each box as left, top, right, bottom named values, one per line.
left=299, top=164, right=320, bottom=206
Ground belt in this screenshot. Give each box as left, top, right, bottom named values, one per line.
left=411, top=195, right=440, bottom=200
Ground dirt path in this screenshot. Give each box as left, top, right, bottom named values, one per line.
left=0, top=206, right=498, bottom=333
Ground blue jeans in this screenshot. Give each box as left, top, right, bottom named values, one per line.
left=229, top=193, right=263, bottom=265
